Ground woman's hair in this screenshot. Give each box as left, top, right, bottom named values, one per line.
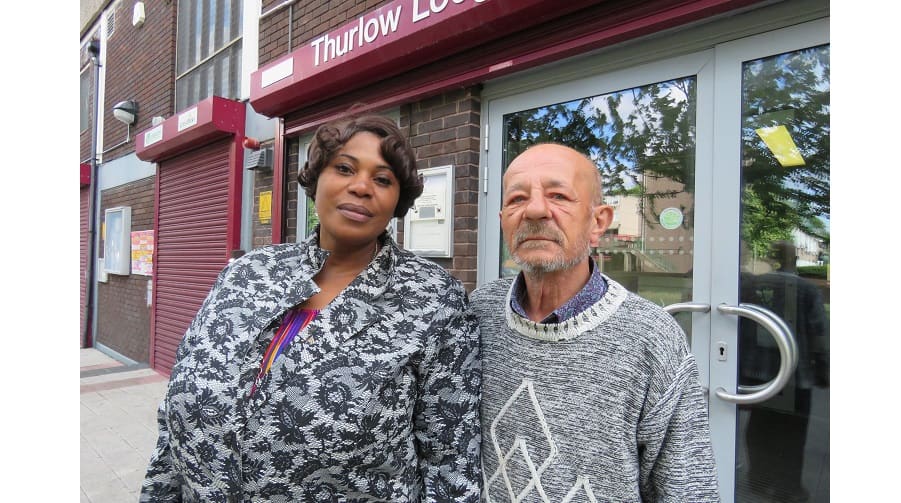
left=298, top=114, right=423, bottom=218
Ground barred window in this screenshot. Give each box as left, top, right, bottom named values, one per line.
left=176, top=0, right=242, bottom=111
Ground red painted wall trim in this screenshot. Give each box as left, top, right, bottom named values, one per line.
left=272, top=119, right=286, bottom=244
left=250, top=0, right=601, bottom=118
left=149, top=164, right=161, bottom=371
left=80, top=163, right=91, bottom=186
left=135, top=96, right=245, bottom=163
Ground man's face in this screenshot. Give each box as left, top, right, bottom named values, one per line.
left=500, top=145, right=612, bottom=274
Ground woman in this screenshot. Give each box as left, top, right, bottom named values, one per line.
left=141, top=114, right=482, bottom=502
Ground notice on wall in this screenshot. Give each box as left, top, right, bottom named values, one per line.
left=259, top=191, right=272, bottom=224
left=131, top=230, right=154, bottom=276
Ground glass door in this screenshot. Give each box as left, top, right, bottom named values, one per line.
left=710, top=21, right=830, bottom=502
left=480, top=17, right=829, bottom=503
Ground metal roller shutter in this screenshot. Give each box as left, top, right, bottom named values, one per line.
left=152, top=139, right=231, bottom=373
left=80, top=186, right=91, bottom=347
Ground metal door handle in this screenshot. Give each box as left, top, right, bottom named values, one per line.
left=663, top=302, right=711, bottom=397
left=715, top=303, right=798, bottom=404
left=663, top=302, right=711, bottom=315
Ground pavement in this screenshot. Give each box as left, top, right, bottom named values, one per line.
left=80, top=348, right=169, bottom=503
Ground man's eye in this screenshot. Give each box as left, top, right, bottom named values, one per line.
left=550, top=193, right=568, bottom=200
left=505, top=195, right=525, bottom=205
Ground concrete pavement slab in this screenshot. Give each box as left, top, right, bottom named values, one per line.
left=80, top=348, right=168, bottom=503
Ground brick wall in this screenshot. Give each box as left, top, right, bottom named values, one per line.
left=404, top=87, right=482, bottom=291
left=96, top=176, right=155, bottom=362
left=251, top=141, right=276, bottom=249
left=101, top=0, right=177, bottom=162
left=257, top=1, right=483, bottom=291
left=284, top=139, right=302, bottom=244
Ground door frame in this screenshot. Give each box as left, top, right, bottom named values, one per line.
left=707, top=18, right=829, bottom=502
left=477, top=12, right=829, bottom=502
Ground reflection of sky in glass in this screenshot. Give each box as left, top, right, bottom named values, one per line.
left=589, top=84, right=690, bottom=189
left=742, top=46, right=829, bottom=230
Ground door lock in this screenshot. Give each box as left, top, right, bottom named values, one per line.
left=716, top=342, right=728, bottom=361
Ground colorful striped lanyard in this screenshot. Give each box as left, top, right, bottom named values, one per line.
left=250, top=307, right=319, bottom=396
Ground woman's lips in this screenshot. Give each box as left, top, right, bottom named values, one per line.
left=337, top=203, right=373, bottom=222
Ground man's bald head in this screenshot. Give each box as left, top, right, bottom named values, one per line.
left=505, top=143, right=604, bottom=205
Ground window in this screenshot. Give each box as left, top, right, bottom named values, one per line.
left=176, top=0, right=243, bottom=111
left=80, top=68, right=91, bottom=132
left=104, top=207, right=132, bottom=275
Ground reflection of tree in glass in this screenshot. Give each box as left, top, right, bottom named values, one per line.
left=740, top=46, right=830, bottom=259
left=503, top=78, right=696, bottom=227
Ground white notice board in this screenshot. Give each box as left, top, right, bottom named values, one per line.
left=404, top=165, right=454, bottom=257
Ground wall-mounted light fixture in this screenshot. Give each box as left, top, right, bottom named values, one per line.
left=102, top=100, right=140, bottom=154
left=132, top=2, right=146, bottom=27
left=112, top=100, right=139, bottom=125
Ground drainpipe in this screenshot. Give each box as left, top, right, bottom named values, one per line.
left=83, top=39, right=101, bottom=348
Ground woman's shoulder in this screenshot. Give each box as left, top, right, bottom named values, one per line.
left=230, top=242, right=306, bottom=265
left=391, top=245, right=461, bottom=286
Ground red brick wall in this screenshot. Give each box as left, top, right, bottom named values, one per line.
left=251, top=141, right=276, bottom=249
left=257, top=1, right=483, bottom=291
left=101, top=0, right=177, bottom=162
left=96, top=176, right=156, bottom=362
left=284, top=139, right=302, bottom=244
left=404, top=87, right=482, bottom=291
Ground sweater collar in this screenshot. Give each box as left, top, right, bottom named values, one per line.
left=509, top=259, right=608, bottom=323
left=504, top=274, right=628, bottom=342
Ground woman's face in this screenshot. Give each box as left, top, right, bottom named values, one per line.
left=314, top=131, right=400, bottom=252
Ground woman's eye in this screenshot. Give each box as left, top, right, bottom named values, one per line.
left=374, top=177, right=393, bottom=187
left=335, top=164, right=353, bottom=174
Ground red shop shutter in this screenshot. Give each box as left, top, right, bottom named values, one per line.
left=152, top=139, right=231, bottom=374
left=80, top=186, right=91, bottom=347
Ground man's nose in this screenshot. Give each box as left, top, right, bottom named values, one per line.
left=523, top=193, right=550, bottom=219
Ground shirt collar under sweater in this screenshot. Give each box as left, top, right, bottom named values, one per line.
left=505, top=271, right=627, bottom=342
left=510, top=258, right=608, bottom=323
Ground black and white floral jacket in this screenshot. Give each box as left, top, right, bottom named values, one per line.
left=141, top=232, right=482, bottom=502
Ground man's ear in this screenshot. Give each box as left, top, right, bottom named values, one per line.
left=589, top=205, right=614, bottom=247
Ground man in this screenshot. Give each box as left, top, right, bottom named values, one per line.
left=472, top=143, right=719, bottom=502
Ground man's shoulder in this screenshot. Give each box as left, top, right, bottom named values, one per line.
left=471, top=277, right=513, bottom=304
left=607, top=285, right=690, bottom=356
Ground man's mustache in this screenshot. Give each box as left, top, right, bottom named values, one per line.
left=512, top=221, right=564, bottom=247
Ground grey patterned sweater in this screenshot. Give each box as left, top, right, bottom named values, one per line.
left=471, top=275, right=719, bottom=502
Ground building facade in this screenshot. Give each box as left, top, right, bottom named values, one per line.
left=80, top=1, right=831, bottom=501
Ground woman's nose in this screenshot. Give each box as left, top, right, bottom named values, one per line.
left=347, top=175, right=373, bottom=197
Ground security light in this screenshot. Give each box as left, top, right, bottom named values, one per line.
left=112, top=100, right=139, bottom=125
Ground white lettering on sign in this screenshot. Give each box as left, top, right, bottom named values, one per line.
left=413, top=0, right=486, bottom=23
left=311, top=6, right=403, bottom=66
left=177, top=107, right=198, bottom=132
left=261, top=57, right=294, bottom=87
left=144, top=125, right=163, bottom=146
